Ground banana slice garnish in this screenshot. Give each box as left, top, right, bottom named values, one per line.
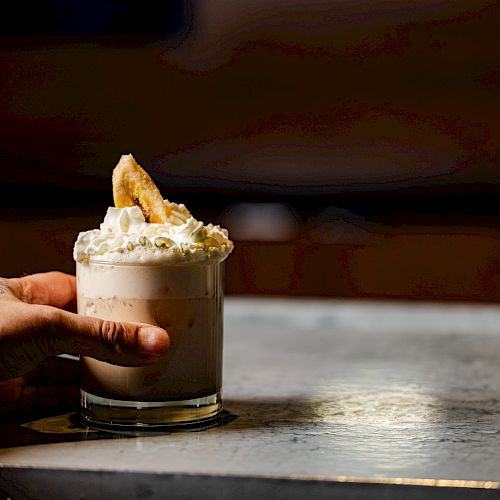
left=112, top=154, right=169, bottom=223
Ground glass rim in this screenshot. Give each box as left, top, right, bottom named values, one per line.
left=76, top=257, right=227, bottom=269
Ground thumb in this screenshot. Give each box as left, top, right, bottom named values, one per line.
left=53, top=309, right=171, bottom=366
left=0, top=303, right=170, bottom=381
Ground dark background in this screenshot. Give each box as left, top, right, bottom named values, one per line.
left=1, top=0, right=499, bottom=300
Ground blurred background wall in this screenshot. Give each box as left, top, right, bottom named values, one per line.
left=0, top=0, right=499, bottom=300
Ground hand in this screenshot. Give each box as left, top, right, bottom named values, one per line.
left=0, top=271, right=169, bottom=415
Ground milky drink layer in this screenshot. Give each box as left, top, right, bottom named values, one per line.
left=77, top=261, right=223, bottom=401
left=77, top=258, right=219, bottom=299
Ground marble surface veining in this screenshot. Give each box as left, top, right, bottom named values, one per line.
left=3, top=298, right=500, bottom=483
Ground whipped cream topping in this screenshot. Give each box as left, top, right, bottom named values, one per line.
left=74, top=200, right=233, bottom=264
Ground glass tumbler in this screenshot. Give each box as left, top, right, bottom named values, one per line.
left=76, top=259, right=224, bottom=428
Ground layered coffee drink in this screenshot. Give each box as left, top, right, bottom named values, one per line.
left=73, top=155, right=233, bottom=427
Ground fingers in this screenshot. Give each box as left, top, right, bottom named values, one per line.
left=7, top=271, right=76, bottom=309
left=32, top=356, right=80, bottom=385
left=0, top=379, right=31, bottom=414
left=0, top=376, right=79, bottom=416
left=0, top=277, right=16, bottom=299
left=0, top=357, right=80, bottom=415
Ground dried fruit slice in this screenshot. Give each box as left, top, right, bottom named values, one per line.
left=112, top=154, right=169, bottom=223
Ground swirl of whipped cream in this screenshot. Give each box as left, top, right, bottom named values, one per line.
left=73, top=200, right=233, bottom=264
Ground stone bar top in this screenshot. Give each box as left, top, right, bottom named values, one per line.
left=3, top=297, right=500, bottom=499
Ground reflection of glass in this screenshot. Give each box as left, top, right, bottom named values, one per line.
left=77, top=260, right=224, bottom=428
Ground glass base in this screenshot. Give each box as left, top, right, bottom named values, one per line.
left=80, top=389, right=222, bottom=430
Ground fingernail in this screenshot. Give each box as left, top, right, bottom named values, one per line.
left=139, top=327, right=169, bottom=357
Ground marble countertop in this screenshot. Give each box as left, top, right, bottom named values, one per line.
left=3, top=297, right=500, bottom=499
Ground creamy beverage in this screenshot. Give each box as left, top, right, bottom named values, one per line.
left=77, top=262, right=223, bottom=401
left=73, top=155, right=233, bottom=427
